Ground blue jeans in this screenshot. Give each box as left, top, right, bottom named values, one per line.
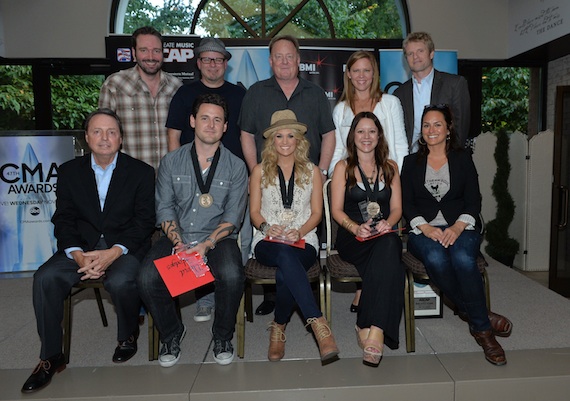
left=138, top=236, right=244, bottom=343
left=407, top=228, right=490, bottom=332
left=254, top=241, right=321, bottom=324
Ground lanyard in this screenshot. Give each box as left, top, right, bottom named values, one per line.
left=277, top=165, right=295, bottom=209
left=190, top=144, right=220, bottom=195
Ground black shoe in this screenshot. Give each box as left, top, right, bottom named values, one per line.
left=113, top=327, right=139, bottom=363
left=255, top=300, right=275, bottom=315
left=21, top=353, right=66, bottom=393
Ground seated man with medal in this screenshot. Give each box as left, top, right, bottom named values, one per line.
left=330, top=111, right=404, bottom=367
left=250, top=110, right=339, bottom=364
left=137, top=93, right=248, bottom=367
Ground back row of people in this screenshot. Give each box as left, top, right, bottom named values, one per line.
left=21, top=28, right=509, bottom=395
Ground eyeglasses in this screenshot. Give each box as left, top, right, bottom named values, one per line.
left=199, top=57, right=225, bottom=65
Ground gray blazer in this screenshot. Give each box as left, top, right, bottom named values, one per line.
left=394, top=69, right=471, bottom=149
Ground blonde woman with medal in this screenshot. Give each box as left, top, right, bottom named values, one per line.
left=250, top=110, right=339, bottom=364
left=330, top=111, right=404, bottom=367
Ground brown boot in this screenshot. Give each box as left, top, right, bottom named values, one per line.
left=267, top=322, right=286, bottom=362
left=472, top=330, right=507, bottom=366
left=306, top=317, right=339, bottom=364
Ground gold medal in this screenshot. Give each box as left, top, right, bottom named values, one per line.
left=199, top=193, right=213, bottom=208
left=367, top=201, right=381, bottom=219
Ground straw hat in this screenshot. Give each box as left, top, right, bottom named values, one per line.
left=194, top=37, right=232, bottom=60
left=263, top=109, right=307, bottom=138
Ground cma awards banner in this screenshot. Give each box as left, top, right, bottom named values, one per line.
left=0, top=135, right=74, bottom=272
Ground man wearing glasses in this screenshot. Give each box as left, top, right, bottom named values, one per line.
left=166, top=37, right=247, bottom=323
left=166, top=37, right=245, bottom=160
left=394, top=31, right=471, bottom=152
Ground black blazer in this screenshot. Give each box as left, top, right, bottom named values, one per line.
left=394, top=69, right=471, bottom=148
left=52, top=152, right=156, bottom=261
left=401, top=149, right=481, bottom=230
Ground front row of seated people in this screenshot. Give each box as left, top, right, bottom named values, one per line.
left=22, top=96, right=511, bottom=394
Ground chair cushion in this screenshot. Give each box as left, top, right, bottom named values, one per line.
left=245, top=259, right=321, bottom=281
left=402, top=251, right=488, bottom=277
left=326, top=254, right=360, bottom=279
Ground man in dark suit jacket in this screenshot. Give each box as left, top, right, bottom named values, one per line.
left=21, top=109, right=156, bottom=394
left=394, top=32, right=471, bottom=151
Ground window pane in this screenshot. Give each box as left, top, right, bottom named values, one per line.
left=50, top=75, right=105, bottom=130
left=0, top=65, right=35, bottom=130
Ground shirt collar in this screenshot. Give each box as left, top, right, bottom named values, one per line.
left=91, top=152, right=119, bottom=171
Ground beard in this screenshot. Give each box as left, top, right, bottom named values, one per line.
left=136, top=58, right=163, bottom=76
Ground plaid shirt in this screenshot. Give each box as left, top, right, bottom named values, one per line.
left=98, top=66, right=182, bottom=170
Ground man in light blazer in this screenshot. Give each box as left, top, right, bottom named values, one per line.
left=22, top=109, right=156, bottom=394
left=394, top=32, right=471, bottom=152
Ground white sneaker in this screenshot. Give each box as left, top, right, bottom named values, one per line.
left=193, top=306, right=213, bottom=322
left=158, top=325, right=186, bottom=368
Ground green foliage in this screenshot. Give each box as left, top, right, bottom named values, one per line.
left=167, top=0, right=402, bottom=38
left=484, top=129, right=519, bottom=266
left=481, top=67, right=530, bottom=134
left=123, top=0, right=194, bottom=34
left=50, top=75, right=105, bottom=129
left=0, top=65, right=35, bottom=130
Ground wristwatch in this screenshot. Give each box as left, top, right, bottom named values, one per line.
left=259, top=222, right=270, bottom=236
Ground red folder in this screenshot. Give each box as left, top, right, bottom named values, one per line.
left=263, top=236, right=306, bottom=249
left=355, top=227, right=404, bottom=242
left=154, top=251, right=214, bottom=297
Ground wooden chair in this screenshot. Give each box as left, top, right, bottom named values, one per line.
left=62, top=278, right=108, bottom=364
left=322, top=179, right=415, bottom=353
left=402, top=248, right=491, bottom=352
left=236, top=256, right=325, bottom=358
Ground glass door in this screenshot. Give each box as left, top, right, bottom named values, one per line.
left=550, top=86, right=570, bottom=296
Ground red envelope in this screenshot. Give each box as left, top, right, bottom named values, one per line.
left=356, top=227, right=404, bottom=242
left=263, top=236, right=306, bottom=249
left=154, top=252, right=214, bottom=297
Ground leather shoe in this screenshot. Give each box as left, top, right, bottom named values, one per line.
left=471, top=330, right=507, bottom=366
left=487, top=311, right=512, bottom=337
left=459, top=310, right=513, bottom=337
left=255, top=300, right=275, bottom=316
left=112, top=327, right=139, bottom=363
left=21, top=353, right=66, bottom=393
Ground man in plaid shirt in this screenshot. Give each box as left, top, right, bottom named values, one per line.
left=99, top=26, right=182, bottom=171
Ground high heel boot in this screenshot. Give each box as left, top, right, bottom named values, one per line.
left=267, top=321, right=286, bottom=361
left=306, top=317, right=339, bottom=364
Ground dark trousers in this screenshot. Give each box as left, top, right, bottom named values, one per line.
left=254, top=241, right=321, bottom=324
left=138, top=236, right=244, bottom=343
left=33, top=250, right=141, bottom=359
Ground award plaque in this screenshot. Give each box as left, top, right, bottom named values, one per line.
left=199, top=193, right=213, bottom=208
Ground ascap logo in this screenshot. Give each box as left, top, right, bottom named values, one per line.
left=163, top=42, right=195, bottom=63
left=164, top=48, right=195, bottom=62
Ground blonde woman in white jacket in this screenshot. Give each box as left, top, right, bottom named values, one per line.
left=329, top=51, right=408, bottom=176
left=329, top=50, right=408, bottom=312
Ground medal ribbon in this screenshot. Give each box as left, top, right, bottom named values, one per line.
left=190, top=144, right=221, bottom=195
left=357, top=164, right=380, bottom=202
left=277, top=165, right=295, bottom=209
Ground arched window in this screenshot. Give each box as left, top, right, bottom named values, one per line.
left=111, top=0, right=409, bottom=39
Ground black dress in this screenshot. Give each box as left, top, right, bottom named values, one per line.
left=336, top=181, right=404, bottom=349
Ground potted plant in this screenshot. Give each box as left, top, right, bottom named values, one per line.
left=484, top=129, right=519, bottom=267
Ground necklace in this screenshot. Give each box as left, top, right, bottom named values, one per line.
left=363, top=167, right=376, bottom=185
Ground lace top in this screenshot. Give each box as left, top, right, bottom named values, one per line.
left=252, top=164, right=319, bottom=254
